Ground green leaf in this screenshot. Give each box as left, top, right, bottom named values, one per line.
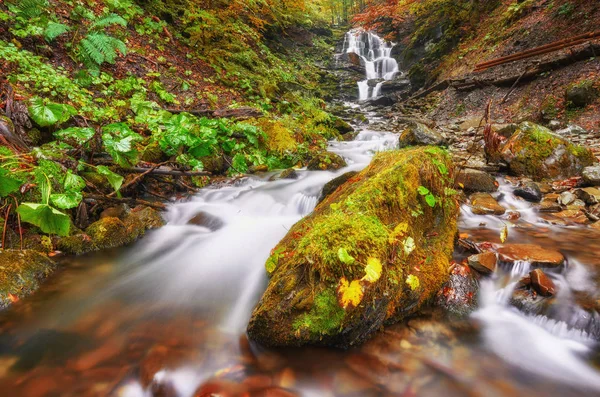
left=64, top=170, right=86, bottom=192
left=54, top=127, right=95, bottom=145
left=29, top=97, right=76, bottom=127
left=50, top=191, right=82, bottom=209
left=0, top=169, right=22, bottom=197
left=337, top=247, right=355, bottom=265
left=96, top=165, right=123, bottom=192
left=417, top=186, right=430, bottom=196
left=44, top=22, right=70, bottom=41
left=17, top=203, right=70, bottom=236
left=231, top=153, right=248, bottom=173
left=425, top=193, right=436, bottom=208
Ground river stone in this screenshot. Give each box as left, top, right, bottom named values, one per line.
left=566, top=83, right=597, bottom=108
left=575, top=187, right=600, bottom=205
left=469, top=193, right=506, bottom=215
left=582, top=165, right=600, bottom=186
left=188, top=211, right=224, bottom=231
left=398, top=122, right=446, bottom=148
left=468, top=252, right=497, bottom=274
left=493, top=122, right=596, bottom=181
left=307, top=151, right=347, bottom=171
left=0, top=250, right=56, bottom=308
left=537, top=196, right=561, bottom=213
left=454, top=169, right=497, bottom=194
left=247, top=147, right=458, bottom=348
left=559, top=191, right=576, bottom=206
left=435, top=264, right=478, bottom=319
left=318, top=171, right=358, bottom=204
left=331, top=118, right=354, bottom=135
left=529, top=269, right=556, bottom=297
left=513, top=181, right=542, bottom=202
left=496, top=244, right=565, bottom=268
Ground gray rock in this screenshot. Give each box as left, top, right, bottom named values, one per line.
left=566, top=83, right=597, bottom=108
left=513, top=182, right=542, bottom=203
left=559, top=191, right=576, bottom=206
left=582, top=165, right=600, bottom=186
left=399, top=122, right=446, bottom=148
left=547, top=120, right=562, bottom=130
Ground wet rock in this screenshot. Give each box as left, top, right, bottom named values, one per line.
left=398, top=122, right=446, bottom=148
left=55, top=233, right=96, bottom=255
left=306, top=151, right=347, bottom=171
left=467, top=252, right=497, bottom=274
left=100, top=205, right=128, bottom=219
left=248, top=147, right=458, bottom=348
left=582, top=165, right=600, bottom=186
left=559, top=191, right=576, bottom=206
left=379, top=78, right=410, bottom=95
left=188, top=211, right=224, bottom=231
left=85, top=217, right=132, bottom=250
left=269, top=168, right=298, bottom=181
left=529, top=269, right=556, bottom=297
left=575, top=187, right=600, bottom=205
left=331, top=117, right=354, bottom=135
left=537, top=197, right=561, bottom=213
left=436, top=263, right=479, bottom=318
left=454, top=169, right=497, bottom=194
left=0, top=250, right=56, bottom=308
left=469, top=193, right=506, bottom=215
left=496, top=244, right=565, bottom=268
left=513, top=181, right=542, bottom=202
left=366, top=96, right=394, bottom=107
left=494, top=122, right=596, bottom=181
left=318, top=171, right=358, bottom=204
left=566, top=82, right=597, bottom=108
left=249, top=164, right=269, bottom=174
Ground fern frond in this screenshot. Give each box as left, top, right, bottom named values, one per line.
left=44, top=22, right=70, bottom=42
left=7, top=0, right=49, bottom=19
left=79, top=36, right=105, bottom=65
left=78, top=33, right=127, bottom=66
left=90, top=13, right=127, bottom=30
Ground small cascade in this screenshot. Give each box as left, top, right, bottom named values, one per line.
left=341, top=30, right=399, bottom=101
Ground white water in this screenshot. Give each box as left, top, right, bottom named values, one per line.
left=341, top=30, right=399, bottom=101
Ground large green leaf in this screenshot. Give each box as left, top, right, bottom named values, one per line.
left=102, top=123, right=143, bottom=168
left=17, top=203, right=70, bottom=236
left=96, top=165, right=123, bottom=192
left=50, top=192, right=82, bottom=209
left=29, top=97, right=77, bottom=127
left=0, top=169, right=22, bottom=197
left=54, top=127, right=95, bottom=145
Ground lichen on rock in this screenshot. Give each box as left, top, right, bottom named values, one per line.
left=247, top=146, right=459, bottom=348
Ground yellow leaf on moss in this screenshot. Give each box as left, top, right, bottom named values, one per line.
left=362, top=257, right=382, bottom=283
left=406, top=274, right=420, bottom=291
left=389, top=222, right=409, bottom=243
left=337, top=277, right=363, bottom=309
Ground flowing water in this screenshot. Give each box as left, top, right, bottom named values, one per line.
left=341, top=30, right=399, bottom=101
left=2, top=38, right=600, bottom=397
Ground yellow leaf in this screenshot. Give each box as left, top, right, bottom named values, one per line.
left=362, top=257, right=382, bottom=283
left=337, top=277, right=363, bottom=309
left=458, top=182, right=465, bottom=189
left=405, top=274, right=420, bottom=291
left=500, top=224, right=508, bottom=243
left=389, top=222, right=409, bottom=243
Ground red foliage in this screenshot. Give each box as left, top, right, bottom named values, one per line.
left=351, top=0, right=410, bottom=38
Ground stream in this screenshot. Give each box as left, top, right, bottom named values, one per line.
left=1, top=32, right=600, bottom=397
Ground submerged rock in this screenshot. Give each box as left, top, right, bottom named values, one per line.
left=318, top=171, right=358, bottom=204
left=0, top=249, right=56, bottom=308
left=398, top=122, right=446, bottom=148
left=454, top=169, right=497, bottom=194
left=494, top=122, right=595, bottom=181
left=307, top=152, right=347, bottom=171
left=247, top=147, right=459, bottom=348
left=469, top=193, right=506, bottom=215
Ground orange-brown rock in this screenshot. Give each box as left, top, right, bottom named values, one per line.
left=497, top=244, right=565, bottom=268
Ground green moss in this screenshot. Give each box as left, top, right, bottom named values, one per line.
left=0, top=249, right=56, bottom=308
left=85, top=217, right=132, bottom=250
left=293, top=288, right=345, bottom=336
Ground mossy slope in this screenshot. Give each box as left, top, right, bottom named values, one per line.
left=247, top=147, right=459, bottom=348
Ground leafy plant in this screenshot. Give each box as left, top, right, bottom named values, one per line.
left=77, top=13, right=128, bottom=69
left=417, top=185, right=436, bottom=207
left=28, top=97, right=77, bottom=127
left=101, top=123, right=143, bottom=168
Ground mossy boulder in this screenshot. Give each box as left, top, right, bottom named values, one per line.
left=398, top=123, right=446, bottom=148
left=496, top=122, right=596, bottom=181
left=247, top=147, right=459, bottom=348
left=331, top=117, right=354, bottom=135
left=0, top=249, right=56, bottom=308
left=318, top=171, right=358, bottom=204
left=307, top=151, right=347, bottom=171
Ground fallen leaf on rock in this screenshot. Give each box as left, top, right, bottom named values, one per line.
left=338, top=277, right=363, bottom=309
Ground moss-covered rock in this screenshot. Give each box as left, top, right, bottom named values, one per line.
left=0, top=249, right=56, bottom=308
left=85, top=217, right=132, bottom=250
left=497, top=122, right=596, bottom=181
left=247, top=147, right=459, bottom=348
left=331, top=117, right=354, bottom=135
left=307, top=151, right=347, bottom=171
left=318, top=171, right=358, bottom=204
left=123, top=206, right=165, bottom=240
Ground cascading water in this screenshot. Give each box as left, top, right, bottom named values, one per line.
left=341, top=30, right=399, bottom=101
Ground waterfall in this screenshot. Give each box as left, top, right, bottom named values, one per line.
left=342, top=30, right=399, bottom=101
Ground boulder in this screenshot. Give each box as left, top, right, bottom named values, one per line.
left=247, top=147, right=459, bottom=347
left=529, top=269, right=556, bottom=297
left=331, top=118, right=354, bottom=135
left=436, top=263, right=479, bottom=318
left=469, top=193, right=506, bottom=215
left=583, top=165, right=600, bottom=186
left=575, top=187, right=600, bottom=205
left=307, top=152, right=347, bottom=171
left=467, top=252, right=497, bottom=274
left=513, top=181, right=542, bottom=202
left=188, top=211, right=224, bottom=231
left=496, top=244, right=565, bottom=268
left=454, top=169, right=497, bottom=194
left=566, top=82, right=597, bottom=108
left=0, top=249, right=56, bottom=308
left=318, top=171, right=358, bottom=204
left=366, top=96, right=395, bottom=107
left=494, top=122, right=596, bottom=181
left=269, top=168, right=299, bottom=181
left=399, top=123, right=446, bottom=148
